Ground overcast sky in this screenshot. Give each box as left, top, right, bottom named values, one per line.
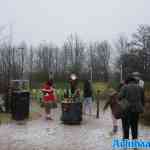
left=0, top=0, right=150, bottom=46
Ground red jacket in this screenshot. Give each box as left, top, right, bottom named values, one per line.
left=41, top=84, right=55, bottom=102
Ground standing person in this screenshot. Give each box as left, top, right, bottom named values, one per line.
left=83, top=80, right=93, bottom=116
left=119, top=76, right=145, bottom=140
left=103, top=91, right=119, bottom=135
left=41, top=80, right=56, bottom=120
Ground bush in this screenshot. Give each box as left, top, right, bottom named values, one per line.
left=109, top=80, right=120, bottom=91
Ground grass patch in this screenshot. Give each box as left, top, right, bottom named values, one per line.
left=31, top=81, right=109, bottom=102
left=0, top=113, right=11, bottom=124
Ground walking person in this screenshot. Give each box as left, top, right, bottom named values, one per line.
left=119, top=76, right=145, bottom=140
left=83, top=80, right=93, bottom=116
left=103, top=91, right=119, bottom=135
left=41, top=79, right=56, bottom=120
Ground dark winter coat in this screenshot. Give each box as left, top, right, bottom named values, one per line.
left=83, top=81, right=92, bottom=97
left=119, top=82, right=145, bottom=113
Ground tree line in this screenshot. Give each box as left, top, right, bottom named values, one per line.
left=116, top=25, right=150, bottom=81
left=0, top=25, right=150, bottom=91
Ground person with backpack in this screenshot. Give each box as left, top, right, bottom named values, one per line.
left=119, top=76, right=145, bottom=140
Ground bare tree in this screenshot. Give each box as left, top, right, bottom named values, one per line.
left=62, top=34, right=85, bottom=75
left=86, top=41, right=111, bottom=81
left=115, top=35, right=129, bottom=54
left=115, top=35, right=130, bottom=80
left=132, top=25, right=150, bottom=80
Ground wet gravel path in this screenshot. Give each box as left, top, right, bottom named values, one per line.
left=0, top=106, right=149, bottom=150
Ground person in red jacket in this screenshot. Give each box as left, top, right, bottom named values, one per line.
left=41, top=80, right=55, bottom=120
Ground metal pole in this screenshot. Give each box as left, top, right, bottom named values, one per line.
left=18, top=47, right=24, bottom=79
left=120, top=64, right=123, bottom=82
left=90, top=67, right=93, bottom=82
left=21, top=48, right=24, bottom=79
left=96, top=94, right=100, bottom=118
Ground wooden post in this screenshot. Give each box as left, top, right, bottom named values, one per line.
left=96, top=90, right=101, bottom=118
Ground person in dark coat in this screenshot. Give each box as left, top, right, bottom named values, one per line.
left=119, top=76, right=145, bottom=140
left=83, top=80, right=93, bottom=115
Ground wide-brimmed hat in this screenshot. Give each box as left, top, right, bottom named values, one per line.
left=131, top=72, right=141, bottom=76
left=130, top=72, right=142, bottom=81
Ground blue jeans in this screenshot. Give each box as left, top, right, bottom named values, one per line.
left=83, top=97, right=92, bottom=115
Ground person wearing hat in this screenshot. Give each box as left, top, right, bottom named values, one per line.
left=119, top=76, right=145, bottom=140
